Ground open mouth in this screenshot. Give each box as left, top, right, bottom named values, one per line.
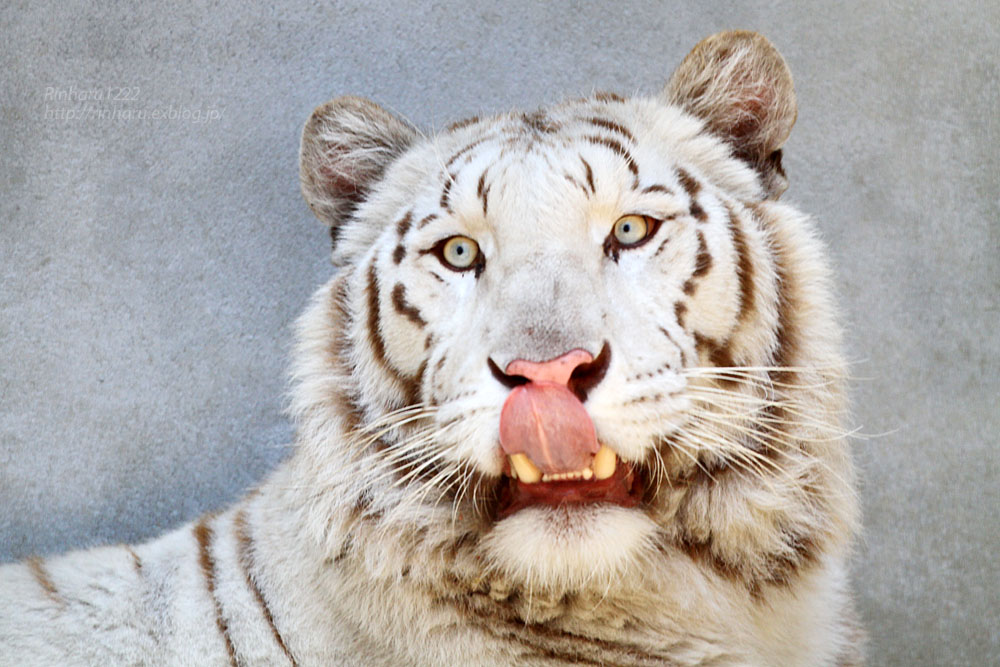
left=491, top=345, right=646, bottom=519
left=495, top=447, right=644, bottom=519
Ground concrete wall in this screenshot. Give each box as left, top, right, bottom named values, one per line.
left=2, top=1, right=996, bottom=663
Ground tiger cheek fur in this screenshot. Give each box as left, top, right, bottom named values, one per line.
left=1, top=31, right=861, bottom=666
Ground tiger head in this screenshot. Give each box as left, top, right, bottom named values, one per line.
left=291, top=31, right=854, bottom=604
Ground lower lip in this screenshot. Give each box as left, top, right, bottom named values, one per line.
left=495, top=463, right=642, bottom=519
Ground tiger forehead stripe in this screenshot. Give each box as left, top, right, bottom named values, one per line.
left=582, top=116, right=635, bottom=143
left=445, top=136, right=490, bottom=168
left=392, top=211, right=414, bottom=265
left=445, top=115, right=481, bottom=133
left=676, top=168, right=701, bottom=197
left=592, top=90, right=626, bottom=103
left=476, top=169, right=490, bottom=217
left=675, top=168, right=708, bottom=221
left=523, top=110, right=560, bottom=133
left=395, top=211, right=413, bottom=238
left=581, top=157, right=595, bottom=194
left=641, top=184, right=675, bottom=196
left=439, top=176, right=454, bottom=212
left=583, top=134, right=640, bottom=187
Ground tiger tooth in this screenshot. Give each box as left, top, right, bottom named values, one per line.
left=593, top=445, right=617, bottom=480
left=582, top=468, right=593, bottom=480
left=509, top=453, right=542, bottom=484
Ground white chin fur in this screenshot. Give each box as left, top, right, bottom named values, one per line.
left=479, top=505, right=658, bottom=590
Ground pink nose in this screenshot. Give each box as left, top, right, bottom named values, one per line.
left=504, top=349, right=594, bottom=387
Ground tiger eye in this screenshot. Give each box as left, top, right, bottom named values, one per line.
left=441, top=236, right=480, bottom=269
left=612, top=215, right=650, bottom=245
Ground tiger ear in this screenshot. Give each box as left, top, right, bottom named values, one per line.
left=664, top=31, right=797, bottom=199
left=300, top=96, right=418, bottom=241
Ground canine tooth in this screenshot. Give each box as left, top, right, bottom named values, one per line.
left=509, top=454, right=542, bottom=483
left=593, top=445, right=617, bottom=480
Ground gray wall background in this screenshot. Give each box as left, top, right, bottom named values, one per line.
left=1, top=1, right=996, bottom=664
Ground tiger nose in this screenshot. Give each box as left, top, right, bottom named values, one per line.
left=489, top=343, right=612, bottom=402
left=504, top=349, right=594, bottom=386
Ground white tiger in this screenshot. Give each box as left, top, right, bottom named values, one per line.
left=0, top=31, right=862, bottom=665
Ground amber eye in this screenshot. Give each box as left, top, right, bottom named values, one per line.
left=440, top=236, right=480, bottom=270
left=612, top=215, right=650, bottom=245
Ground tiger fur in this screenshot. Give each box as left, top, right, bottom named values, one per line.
left=0, top=31, right=862, bottom=665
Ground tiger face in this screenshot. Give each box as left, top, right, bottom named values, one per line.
left=295, top=31, right=854, bottom=601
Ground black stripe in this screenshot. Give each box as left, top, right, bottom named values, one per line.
left=564, top=172, right=589, bottom=196
left=476, top=169, right=490, bottom=217
left=194, top=517, right=237, bottom=666
left=125, top=546, right=143, bottom=574
left=584, top=135, right=639, bottom=185
left=677, top=169, right=707, bottom=221
left=692, top=230, right=712, bottom=278
left=523, top=111, right=559, bottom=133
left=581, top=157, right=595, bottom=193
left=234, top=509, right=298, bottom=666
left=641, top=184, right=674, bottom=195
left=653, top=234, right=671, bottom=258
left=446, top=136, right=487, bottom=167
left=392, top=283, right=427, bottom=327
left=674, top=301, right=687, bottom=328
left=26, top=557, right=61, bottom=605
left=693, top=332, right=736, bottom=370
left=592, top=91, right=625, bottom=103
left=440, top=176, right=454, bottom=212
left=677, top=168, right=701, bottom=197
left=446, top=115, right=481, bottom=132
left=395, top=211, right=413, bottom=238
left=728, top=205, right=755, bottom=323
left=366, top=261, right=390, bottom=371
left=366, top=261, right=424, bottom=407
left=583, top=116, right=635, bottom=142
left=329, top=277, right=365, bottom=435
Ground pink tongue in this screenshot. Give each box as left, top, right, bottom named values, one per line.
left=499, top=382, right=600, bottom=473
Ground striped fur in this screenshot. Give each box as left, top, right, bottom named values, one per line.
left=1, top=32, right=861, bottom=665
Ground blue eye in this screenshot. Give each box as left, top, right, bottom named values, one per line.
left=441, top=236, right=479, bottom=269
